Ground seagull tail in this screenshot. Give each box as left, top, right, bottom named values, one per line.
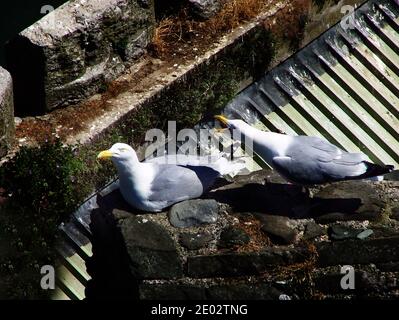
left=358, top=161, right=394, bottom=179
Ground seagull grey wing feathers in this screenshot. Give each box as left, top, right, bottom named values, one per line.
left=273, top=136, right=369, bottom=184
left=297, top=136, right=343, bottom=162
left=148, top=164, right=220, bottom=205
left=272, top=156, right=325, bottom=184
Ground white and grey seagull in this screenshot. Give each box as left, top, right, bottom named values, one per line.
left=215, top=115, right=394, bottom=185
left=97, top=143, right=245, bottom=212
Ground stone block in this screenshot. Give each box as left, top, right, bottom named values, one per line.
left=6, top=0, right=155, bottom=115
left=188, top=247, right=308, bottom=278
left=119, top=215, right=183, bottom=279
left=316, top=236, right=399, bottom=267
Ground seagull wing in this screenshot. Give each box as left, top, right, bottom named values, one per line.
left=272, top=136, right=368, bottom=184
left=148, top=164, right=220, bottom=205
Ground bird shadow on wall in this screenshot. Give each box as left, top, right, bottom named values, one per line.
left=84, top=191, right=141, bottom=300
left=205, top=182, right=362, bottom=219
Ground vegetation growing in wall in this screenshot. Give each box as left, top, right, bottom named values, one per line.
left=0, top=140, right=87, bottom=298
left=0, top=137, right=122, bottom=299
left=151, top=0, right=271, bottom=57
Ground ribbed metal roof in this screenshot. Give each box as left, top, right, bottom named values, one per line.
left=224, top=0, right=399, bottom=168
left=53, top=0, right=399, bottom=300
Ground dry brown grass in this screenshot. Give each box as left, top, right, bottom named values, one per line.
left=151, top=0, right=271, bottom=57
left=236, top=216, right=272, bottom=252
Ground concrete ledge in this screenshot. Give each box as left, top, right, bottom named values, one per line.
left=6, top=0, right=155, bottom=115
left=0, top=67, right=14, bottom=157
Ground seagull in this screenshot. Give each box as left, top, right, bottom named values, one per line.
left=97, top=143, right=245, bottom=212
left=215, top=115, right=394, bottom=185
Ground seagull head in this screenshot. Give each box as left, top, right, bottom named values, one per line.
left=97, top=143, right=138, bottom=163
left=214, top=115, right=249, bottom=131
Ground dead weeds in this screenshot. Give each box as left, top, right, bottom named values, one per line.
left=150, top=0, right=272, bottom=57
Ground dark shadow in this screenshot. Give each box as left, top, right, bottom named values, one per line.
left=0, top=0, right=67, bottom=67
left=154, top=0, right=185, bottom=21
left=96, top=188, right=134, bottom=213
left=85, top=207, right=139, bottom=300
left=205, top=182, right=362, bottom=218
left=5, top=35, right=46, bottom=116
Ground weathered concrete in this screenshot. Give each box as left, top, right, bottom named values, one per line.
left=0, top=67, right=14, bottom=157
left=6, top=0, right=155, bottom=115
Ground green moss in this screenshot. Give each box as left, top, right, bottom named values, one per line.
left=0, top=140, right=88, bottom=299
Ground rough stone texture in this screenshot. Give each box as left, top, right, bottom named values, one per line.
left=312, top=181, right=385, bottom=224
left=119, top=215, right=183, bottom=279
left=377, top=262, right=399, bottom=272
left=316, top=236, right=399, bottom=267
left=218, top=226, right=250, bottom=248
left=188, top=247, right=309, bottom=278
left=207, top=170, right=310, bottom=216
left=140, top=280, right=282, bottom=300
left=188, top=0, right=224, bottom=20
left=254, top=214, right=299, bottom=245
left=392, top=205, right=399, bottom=221
left=314, top=265, right=399, bottom=298
left=169, top=199, right=219, bottom=228
left=0, top=67, right=14, bottom=157
left=179, top=232, right=214, bottom=250
left=328, top=224, right=364, bottom=240
left=303, top=222, right=326, bottom=240
left=371, top=225, right=399, bottom=238
left=6, top=0, right=155, bottom=115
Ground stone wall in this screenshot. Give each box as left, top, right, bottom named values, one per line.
left=6, top=0, right=155, bottom=115
left=86, top=170, right=399, bottom=299
left=0, top=67, right=14, bottom=157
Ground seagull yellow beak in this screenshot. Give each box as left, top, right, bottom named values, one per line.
left=214, top=115, right=229, bottom=127
left=97, top=150, right=113, bottom=160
